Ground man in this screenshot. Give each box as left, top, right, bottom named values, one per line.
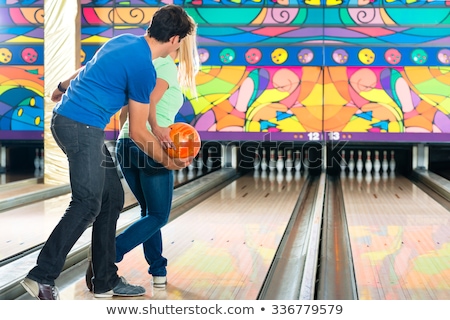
left=21, top=4, right=195, bottom=300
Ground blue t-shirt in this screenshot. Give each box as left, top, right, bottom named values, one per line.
left=54, top=34, right=156, bottom=129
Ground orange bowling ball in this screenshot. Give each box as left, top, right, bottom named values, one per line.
left=167, top=122, right=201, bottom=159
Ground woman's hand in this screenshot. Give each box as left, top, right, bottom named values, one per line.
left=152, top=125, right=175, bottom=150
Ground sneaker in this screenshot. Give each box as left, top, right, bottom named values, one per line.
left=152, top=276, right=167, bottom=289
left=21, top=277, right=60, bottom=300
left=94, top=276, right=145, bottom=298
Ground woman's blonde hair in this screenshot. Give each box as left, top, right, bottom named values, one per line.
left=177, top=15, right=200, bottom=99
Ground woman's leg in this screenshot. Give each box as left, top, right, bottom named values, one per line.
left=114, top=142, right=173, bottom=267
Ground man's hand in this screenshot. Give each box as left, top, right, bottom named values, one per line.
left=51, top=87, right=64, bottom=102
left=167, top=155, right=194, bottom=170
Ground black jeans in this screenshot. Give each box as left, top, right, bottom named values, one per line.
left=27, top=113, right=124, bottom=294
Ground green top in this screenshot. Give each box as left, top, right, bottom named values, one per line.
left=118, top=55, right=183, bottom=139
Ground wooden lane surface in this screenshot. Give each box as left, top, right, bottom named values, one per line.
left=60, top=171, right=307, bottom=300
left=341, top=172, right=450, bottom=300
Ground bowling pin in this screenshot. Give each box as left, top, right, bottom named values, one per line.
left=294, top=150, right=301, bottom=172
left=348, top=150, right=355, bottom=172
left=268, top=149, right=276, bottom=172
left=39, top=148, right=44, bottom=173
left=356, top=150, right=363, bottom=173
left=187, top=168, right=195, bottom=180
left=382, top=150, right=389, bottom=173
left=365, top=150, right=372, bottom=174
left=34, top=148, right=40, bottom=172
left=196, top=150, right=204, bottom=172
left=206, top=149, right=213, bottom=171
left=339, top=150, right=346, bottom=172
left=389, top=150, right=396, bottom=173
left=260, top=148, right=268, bottom=171
left=253, top=150, right=261, bottom=171
left=276, top=150, right=284, bottom=172
left=285, top=149, right=294, bottom=172
left=177, top=168, right=185, bottom=183
left=303, top=150, right=309, bottom=171
left=373, top=150, right=381, bottom=173
left=188, top=158, right=195, bottom=171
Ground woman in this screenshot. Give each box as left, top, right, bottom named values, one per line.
left=113, top=19, right=199, bottom=289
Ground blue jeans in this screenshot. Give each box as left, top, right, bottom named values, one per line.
left=27, top=113, right=124, bottom=294
left=115, top=138, right=173, bottom=276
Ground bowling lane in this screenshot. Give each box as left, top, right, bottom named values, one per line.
left=0, top=178, right=137, bottom=261
left=48, top=170, right=308, bottom=300
left=341, top=172, right=450, bottom=300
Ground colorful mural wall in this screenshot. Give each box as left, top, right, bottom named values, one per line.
left=0, top=0, right=44, bottom=140
left=1, top=0, right=450, bottom=143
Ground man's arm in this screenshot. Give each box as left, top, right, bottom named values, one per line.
left=128, top=98, right=192, bottom=170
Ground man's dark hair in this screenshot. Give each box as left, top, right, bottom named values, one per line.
left=147, top=5, right=194, bottom=43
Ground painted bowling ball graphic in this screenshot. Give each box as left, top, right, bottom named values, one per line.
left=298, top=49, right=314, bottom=64
left=358, top=48, right=375, bottom=65
left=219, top=48, right=235, bottom=64
left=245, top=48, right=262, bottom=64
left=167, top=123, right=201, bottom=159
left=332, top=49, right=348, bottom=64
left=198, top=48, right=210, bottom=63
left=437, top=49, right=450, bottom=65
left=0, top=48, right=12, bottom=63
left=384, top=48, right=401, bottom=65
left=411, top=49, right=427, bottom=65
left=271, top=48, right=288, bottom=64
left=22, top=48, right=38, bottom=64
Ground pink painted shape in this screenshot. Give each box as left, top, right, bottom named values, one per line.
left=82, top=7, right=104, bottom=25
left=9, top=8, right=28, bottom=24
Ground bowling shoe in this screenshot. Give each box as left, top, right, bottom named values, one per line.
left=21, top=277, right=60, bottom=300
